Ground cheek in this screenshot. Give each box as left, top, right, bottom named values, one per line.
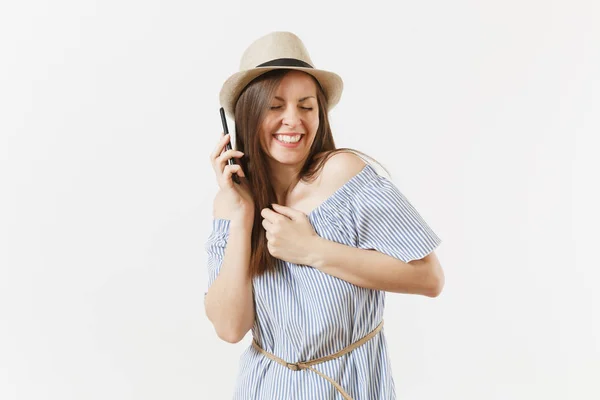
left=262, top=119, right=276, bottom=137
left=310, top=115, right=320, bottom=132
left=260, top=121, right=273, bottom=142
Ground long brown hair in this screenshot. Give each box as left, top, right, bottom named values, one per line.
left=233, top=69, right=390, bottom=278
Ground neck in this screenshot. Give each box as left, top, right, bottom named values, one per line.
left=268, top=163, right=303, bottom=204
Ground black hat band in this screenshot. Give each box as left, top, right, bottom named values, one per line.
left=256, top=58, right=313, bottom=68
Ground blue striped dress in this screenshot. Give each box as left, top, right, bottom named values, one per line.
left=205, top=163, right=442, bottom=399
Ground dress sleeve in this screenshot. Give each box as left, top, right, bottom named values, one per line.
left=352, top=178, right=442, bottom=263
left=203, top=218, right=231, bottom=297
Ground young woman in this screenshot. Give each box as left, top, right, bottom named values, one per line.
left=205, top=31, right=444, bottom=400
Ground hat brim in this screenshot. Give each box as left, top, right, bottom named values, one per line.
left=219, top=66, right=343, bottom=120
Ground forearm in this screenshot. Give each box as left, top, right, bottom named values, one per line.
left=205, top=220, right=255, bottom=342
left=308, top=237, right=440, bottom=296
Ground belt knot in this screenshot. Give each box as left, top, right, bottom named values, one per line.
left=286, top=361, right=309, bottom=371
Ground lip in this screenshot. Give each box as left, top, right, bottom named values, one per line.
left=273, top=133, right=304, bottom=148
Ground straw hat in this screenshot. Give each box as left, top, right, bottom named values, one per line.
left=219, top=31, right=344, bottom=119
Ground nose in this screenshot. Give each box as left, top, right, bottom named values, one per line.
left=281, top=106, right=301, bottom=128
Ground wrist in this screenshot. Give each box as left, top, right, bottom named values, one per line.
left=230, top=215, right=254, bottom=231
left=306, top=235, right=327, bottom=269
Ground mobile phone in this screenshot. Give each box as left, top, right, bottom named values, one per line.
left=219, top=107, right=241, bottom=185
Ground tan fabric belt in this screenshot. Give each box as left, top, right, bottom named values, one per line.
left=251, top=320, right=384, bottom=400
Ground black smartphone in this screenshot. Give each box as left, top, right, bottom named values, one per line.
left=219, top=107, right=241, bottom=185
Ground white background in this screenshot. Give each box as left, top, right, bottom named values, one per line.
left=1, top=0, right=598, bottom=399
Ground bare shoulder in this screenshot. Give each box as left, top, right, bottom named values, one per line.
left=320, top=151, right=368, bottom=188
left=286, top=152, right=368, bottom=214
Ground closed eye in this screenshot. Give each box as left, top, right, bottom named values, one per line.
left=269, top=106, right=313, bottom=111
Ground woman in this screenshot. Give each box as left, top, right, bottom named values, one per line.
left=205, top=31, right=444, bottom=400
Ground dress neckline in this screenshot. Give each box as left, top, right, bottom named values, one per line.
left=212, top=164, right=377, bottom=226
left=305, top=163, right=376, bottom=219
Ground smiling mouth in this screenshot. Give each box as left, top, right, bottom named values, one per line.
left=273, top=134, right=304, bottom=144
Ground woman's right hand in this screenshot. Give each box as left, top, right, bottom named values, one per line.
left=210, top=133, right=255, bottom=225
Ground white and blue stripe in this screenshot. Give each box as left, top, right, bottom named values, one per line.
left=205, top=163, right=442, bottom=399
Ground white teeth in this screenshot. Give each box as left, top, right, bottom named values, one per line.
left=275, top=135, right=301, bottom=143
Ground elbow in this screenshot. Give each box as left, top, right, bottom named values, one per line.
left=205, top=310, right=250, bottom=344
left=409, top=253, right=444, bottom=297
left=216, top=328, right=246, bottom=344
left=425, top=265, right=445, bottom=297
left=206, top=315, right=248, bottom=343
left=204, top=296, right=252, bottom=344
left=215, top=319, right=252, bottom=343
left=426, top=276, right=444, bottom=297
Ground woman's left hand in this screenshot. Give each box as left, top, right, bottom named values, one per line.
left=261, top=204, right=320, bottom=266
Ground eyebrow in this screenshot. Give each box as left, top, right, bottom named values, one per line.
left=274, top=96, right=316, bottom=102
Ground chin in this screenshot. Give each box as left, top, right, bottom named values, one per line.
left=269, top=151, right=306, bottom=164
left=273, top=156, right=303, bottom=165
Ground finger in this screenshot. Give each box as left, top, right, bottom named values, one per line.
left=261, top=218, right=270, bottom=231
left=265, top=231, right=273, bottom=242
left=270, top=203, right=297, bottom=220
left=216, top=149, right=244, bottom=166
left=220, top=164, right=244, bottom=189
left=209, top=133, right=232, bottom=161
left=261, top=207, right=276, bottom=220
left=213, top=149, right=244, bottom=178
left=209, top=133, right=229, bottom=159
left=220, top=164, right=237, bottom=188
